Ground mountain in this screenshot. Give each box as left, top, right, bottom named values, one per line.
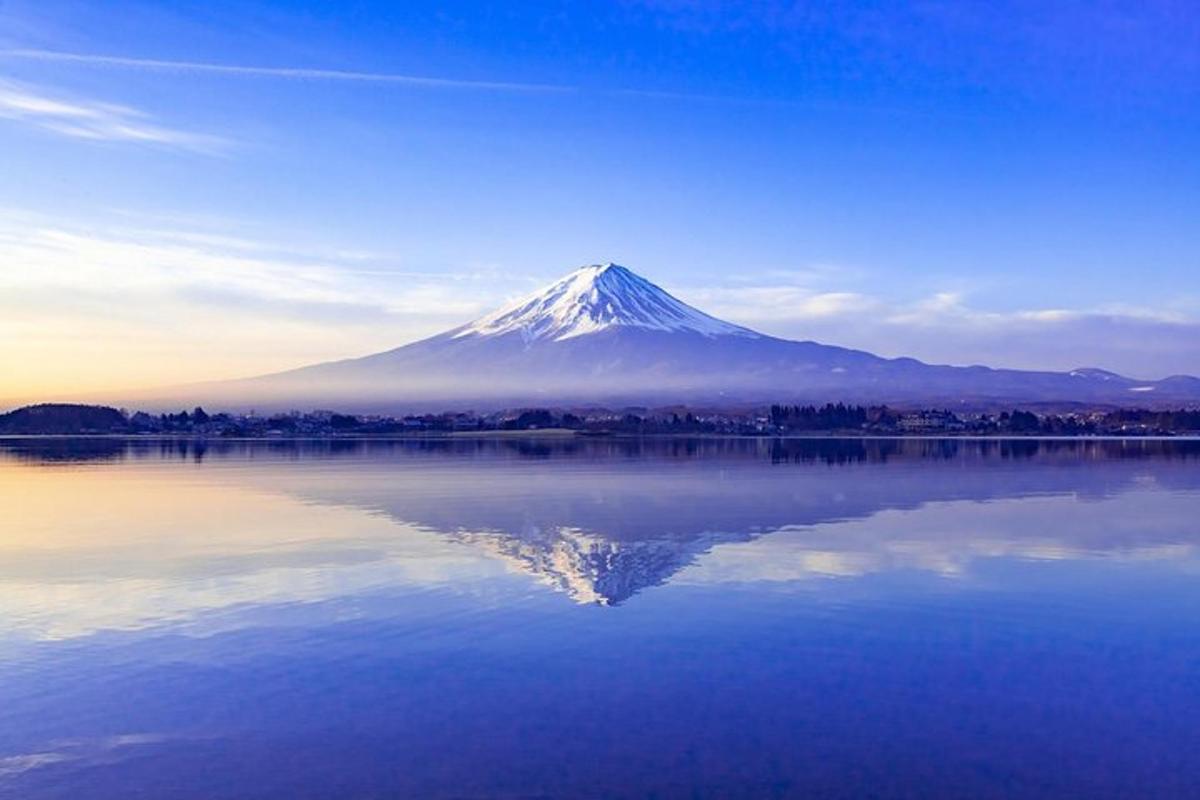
left=455, top=262, right=759, bottom=342
left=175, top=263, right=1200, bottom=410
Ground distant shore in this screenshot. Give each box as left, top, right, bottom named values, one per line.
left=2, top=431, right=1199, bottom=442
left=2, top=402, right=1198, bottom=438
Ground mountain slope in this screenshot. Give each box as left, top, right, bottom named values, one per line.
left=453, top=263, right=759, bottom=341
left=174, top=263, right=1200, bottom=410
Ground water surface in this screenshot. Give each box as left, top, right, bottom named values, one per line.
left=2, top=437, right=1199, bottom=798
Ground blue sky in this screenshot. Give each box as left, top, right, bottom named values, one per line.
left=0, top=0, right=1197, bottom=399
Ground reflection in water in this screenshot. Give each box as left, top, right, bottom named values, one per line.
left=2, top=438, right=1199, bottom=799
left=6, top=434, right=1200, bottom=464
left=2, top=437, right=1198, bottom=619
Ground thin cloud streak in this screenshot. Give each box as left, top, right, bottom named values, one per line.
left=0, top=78, right=229, bottom=153
left=0, top=48, right=774, bottom=106
left=0, top=49, right=575, bottom=94
left=2, top=48, right=982, bottom=113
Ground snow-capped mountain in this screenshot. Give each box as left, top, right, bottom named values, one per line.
left=453, top=263, right=759, bottom=342
left=176, top=262, right=1200, bottom=410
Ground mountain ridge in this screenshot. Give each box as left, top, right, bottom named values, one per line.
left=140, top=263, right=1200, bottom=411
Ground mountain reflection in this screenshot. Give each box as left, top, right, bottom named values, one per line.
left=263, top=438, right=1200, bottom=604
left=4, top=437, right=1195, bottom=614
left=5, top=435, right=1199, bottom=467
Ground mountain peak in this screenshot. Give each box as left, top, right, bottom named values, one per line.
left=452, top=263, right=760, bottom=343
left=574, top=261, right=625, bottom=275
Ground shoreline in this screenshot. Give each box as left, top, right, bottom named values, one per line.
left=2, top=432, right=1199, bottom=442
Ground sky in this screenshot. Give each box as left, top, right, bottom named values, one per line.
left=0, top=0, right=1197, bottom=404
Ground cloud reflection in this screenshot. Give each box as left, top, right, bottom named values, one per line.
left=0, top=438, right=1197, bottom=638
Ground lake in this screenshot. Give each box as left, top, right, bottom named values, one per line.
left=1, top=437, right=1198, bottom=798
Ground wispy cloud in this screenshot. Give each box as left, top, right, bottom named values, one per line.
left=677, top=276, right=1200, bottom=378
left=0, top=751, right=71, bottom=778
left=0, top=48, right=574, bottom=93
left=0, top=78, right=228, bottom=153
left=0, top=213, right=522, bottom=397
left=0, top=218, right=501, bottom=319
left=0, top=48, right=754, bottom=105
left=679, top=284, right=880, bottom=322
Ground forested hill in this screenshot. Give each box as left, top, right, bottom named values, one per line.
left=0, top=404, right=129, bottom=434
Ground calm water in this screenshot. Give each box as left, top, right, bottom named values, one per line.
left=1, top=437, right=1199, bottom=799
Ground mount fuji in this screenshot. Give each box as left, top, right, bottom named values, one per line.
left=180, top=263, right=1200, bottom=410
